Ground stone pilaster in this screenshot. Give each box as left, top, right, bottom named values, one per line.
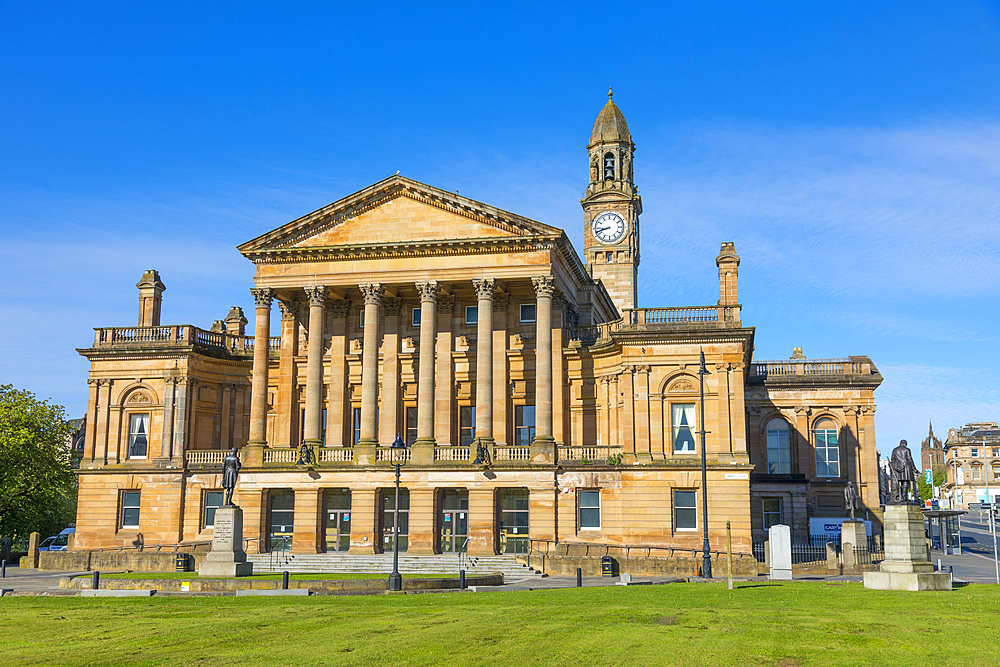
left=326, top=300, right=350, bottom=447
left=434, top=295, right=455, bottom=445
left=380, top=297, right=401, bottom=445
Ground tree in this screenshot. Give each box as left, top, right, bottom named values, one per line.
left=918, top=468, right=947, bottom=502
left=0, top=385, right=77, bottom=542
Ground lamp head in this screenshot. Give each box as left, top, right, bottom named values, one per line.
left=391, top=434, right=406, bottom=449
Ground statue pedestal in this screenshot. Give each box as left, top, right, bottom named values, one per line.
left=863, top=504, right=950, bottom=591
left=198, top=507, right=253, bottom=577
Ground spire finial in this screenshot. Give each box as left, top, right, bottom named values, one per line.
left=608, top=86, right=613, bottom=100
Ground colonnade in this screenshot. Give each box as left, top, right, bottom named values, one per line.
left=246, top=277, right=557, bottom=459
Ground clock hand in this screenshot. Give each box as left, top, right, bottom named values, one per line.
left=594, top=225, right=608, bottom=234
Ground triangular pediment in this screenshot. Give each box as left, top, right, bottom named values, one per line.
left=238, top=175, right=561, bottom=257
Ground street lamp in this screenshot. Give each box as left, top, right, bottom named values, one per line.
left=697, top=349, right=712, bottom=579
left=387, top=434, right=408, bottom=592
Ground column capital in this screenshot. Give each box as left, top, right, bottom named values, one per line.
left=250, top=287, right=274, bottom=308
left=436, top=294, right=455, bottom=314
left=278, top=300, right=296, bottom=321
left=531, top=276, right=555, bottom=297
left=415, top=280, right=440, bottom=302
left=304, top=285, right=327, bottom=307
left=472, top=278, right=496, bottom=301
left=360, top=283, right=384, bottom=305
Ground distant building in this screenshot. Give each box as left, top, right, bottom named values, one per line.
left=921, top=422, right=945, bottom=472
left=67, top=418, right=86, bottom=467
left=943, top=422, right=1000, bottom=508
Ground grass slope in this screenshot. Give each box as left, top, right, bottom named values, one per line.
left=1, top=582, right=996, bottom=666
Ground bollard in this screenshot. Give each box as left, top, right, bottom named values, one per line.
left=1, top=559, right=5, bottom=579
left=460, top=569, right=466, bottom=590
left=937, top=558, right=941, bottom=572
left=282, top=571, right=289, bottom=590
left=92, top=571, right=100, bottom=591
left=576, top=567, right=582, bottom=588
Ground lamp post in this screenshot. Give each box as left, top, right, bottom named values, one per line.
left=698, top=349, right=712, bottom=579
left=387, top=434, right=408, bottom=592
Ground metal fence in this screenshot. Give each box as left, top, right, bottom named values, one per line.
left=753, top=541, right=884, bottom=566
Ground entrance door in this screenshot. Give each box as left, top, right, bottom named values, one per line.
left=268, top=490, right=294, bottom=552
left=324, top=489, right=352, bottom=553
left=381, top=488, right=409, bottom=553
left=439, top=489, right=469, bottom=553
left=498, top=488, right=529, bottom=554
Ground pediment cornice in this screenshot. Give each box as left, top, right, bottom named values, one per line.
left=238, top=175, right=562, bottom=256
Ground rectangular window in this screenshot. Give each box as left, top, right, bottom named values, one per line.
left=128, top=413, right=149, bottom=458
left=203, top=491, right=224, bottom=529
left=121, top=491, right=140, bottom=529
left=674, top=490, right=697, bottom=530
left=762, top=498, right=782, bottom=531
left=460, top=406, right=476, bottom=447
left=519, top=303, right=536, bottom=323
left=405, top=407, right=418, bottom=446
left=515, top=405, right=536, bottom=446
left=578, top=490, right=601, bottom=530
left=352, top=407, right=378, bottom=445
left=994, top=467, right=1000, bottom=480
left=993, top=448, right=999, bottom=458
left=815, top=426, right=840, bottom=477
left=359, top=308, right=365, bottom=329
left=411, top=307, right=421, bottom=327
left=606, top=251, right=613, bottom=263
left=671, top=404, right=696, bottom=453
left=973, top=467, right=982, bottom=481
left=972, top=448, right=980, bottom=458
left=465, top=305, right=478, bottom=325
left=766, top=421, right=791, bottom=474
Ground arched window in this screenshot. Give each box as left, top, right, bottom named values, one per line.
left=766, top=418, right=791, bottom=474
left=814, top=419, right=840, bottom=477
left=603, top=152, right=615, bottom=180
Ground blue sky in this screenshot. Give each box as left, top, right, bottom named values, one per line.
left=2, top=2, right=998, bottom=457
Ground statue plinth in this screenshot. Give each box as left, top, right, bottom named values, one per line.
left=863, top=504, right=950, bottom=591
left=198, top=506, right=253, bottom=577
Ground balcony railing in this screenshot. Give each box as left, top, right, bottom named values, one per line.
left=318, top=447, right=354, bottom=463
left=185, top=451, right=225, bottom=466
left=493, top=446, right=531, bottom=462
left=434, top=447, right=471, bottom=462
left=748, top=358, right=873, bottom=379
left=263, top=448, right=298, bottom=464
left=375, top=447, right=410, bottom=464
left=557, top=446, right=621, bottom=462
left=91, top=325, right=279, bottom=358
left=566, top=305, right=741, bottom=347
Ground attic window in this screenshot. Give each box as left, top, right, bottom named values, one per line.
left=604, top=152, right=615, bottom=180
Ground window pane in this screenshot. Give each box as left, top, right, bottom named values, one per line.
left=579, top=490, right=600, bottom=507
left=672, top=404, right=696, bottom=453
left=411, top=308, right=421, bottom=326
left=674, top=490, right=697, bottom=530
left=129, top=414, right=149, bottom=457
left=520, top=304, right=536, bottom=323
left=465, top=306, right=478, bottom=324
left=122, top=508, right=140, bottom=527
left=580, top=508, right=600, bottom=528
left=204, top=491, right=224, bottom=527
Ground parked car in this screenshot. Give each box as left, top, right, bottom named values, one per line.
left=38, top=527, right=74, bottom=552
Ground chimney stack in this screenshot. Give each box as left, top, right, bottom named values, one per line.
left=224, top=306, right=248, bottom=336
left=136, top=270, right=165, bottom=327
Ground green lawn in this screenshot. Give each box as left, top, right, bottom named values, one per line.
left=100, top=572, right=452, bottom=580
left=1, top=582, right=997, bottom=666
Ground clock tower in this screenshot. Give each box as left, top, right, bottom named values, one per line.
left=582, top=89, right=641, bottom=314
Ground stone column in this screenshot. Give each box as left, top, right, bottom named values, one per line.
left=467, top=488, right=497, bottom=556
left=472, top=278, right=496, bottom=451
left=290, top=489, right=323, bottom=554
left=434, top=296, right=455, bottom=445
left=379, top=297, right=401, bottom=445
left=348, top=488, right=378, bottom=554
left=247, top=288, right=274, bottom=447
left=407, top=487, right=436, bottom=555
left=491, top=293, right=510, bottom=445
left=530, top=276, right=555, bottom=462
left=358, top=283, right=384, bottom=448
left=415, top=281, right=439, bottom=446
left=302, top=286, right=327, bottom=447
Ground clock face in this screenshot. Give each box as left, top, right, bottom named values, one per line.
left=592, top=211, right=626, bottom=244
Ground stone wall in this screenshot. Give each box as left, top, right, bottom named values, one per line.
left=35, top=547, right=211, bottom=572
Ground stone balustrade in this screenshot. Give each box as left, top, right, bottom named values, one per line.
left=749, top=358, right=875, bottom=379
left=90, top=325, right=279, bottom=358
left=185, top=451, right=226, bottom=466
left=557, top=446, right=622, bottom=462
left=434, top=447, right=471, bottom=462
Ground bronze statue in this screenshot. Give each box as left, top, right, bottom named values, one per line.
left=888, top=439, right=919, bottom=504
left=844, top=481, right=859, bottom=520
left=296, top=442, right=315, bottom=466
left=221, top=447, right=241, bottom=506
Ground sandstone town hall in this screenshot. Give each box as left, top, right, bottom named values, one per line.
left=74, top=93, right=883, bottom=561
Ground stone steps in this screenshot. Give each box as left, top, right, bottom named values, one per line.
left=246, top=553, right=543, bottom=578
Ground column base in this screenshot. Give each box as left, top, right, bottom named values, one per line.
left=530, top=436, right=556, bottom=464
left=243, top=442, right=265, bottom=467
left=411, top=438, right=436, bottom=465
left=354, top=439, right=377, bottom=465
